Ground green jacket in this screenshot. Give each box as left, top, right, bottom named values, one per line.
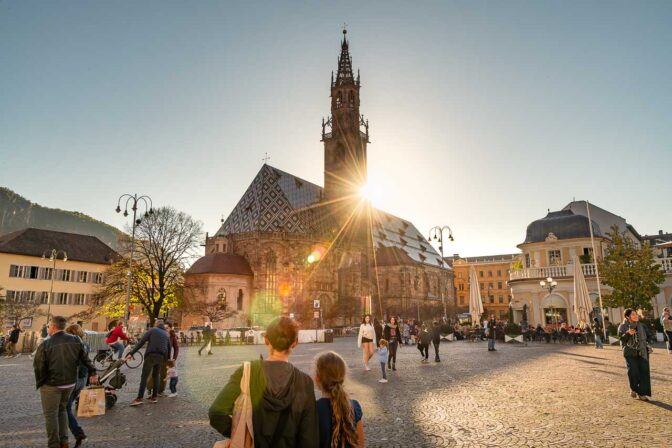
left=209, top=360, right=318, bottom=447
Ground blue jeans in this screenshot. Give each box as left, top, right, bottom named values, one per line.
left=66, top=377, right=87, bottom=439
left=110, top=341, right=125, bottom=359
left=380, top=362, right=387, bottom=379
left=169, top=377, right=178, bottom=394
left=595, top=334, right=604, bottom=348
left=488, top=338, right=495, bottom=350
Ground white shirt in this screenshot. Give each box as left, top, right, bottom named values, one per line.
left=357, top=324, right=376, bottom=348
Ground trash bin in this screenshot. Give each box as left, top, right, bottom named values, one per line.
left=324, top=329, right=334, bottom=343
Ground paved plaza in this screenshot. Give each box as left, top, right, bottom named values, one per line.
left=1, top=337, right=670, bottom=447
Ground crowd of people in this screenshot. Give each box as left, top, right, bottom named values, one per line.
left=8, top=304, right=668, bottom=447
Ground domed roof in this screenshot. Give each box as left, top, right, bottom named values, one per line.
left=186, top=252, right=253, bottom=276
left=524, top=210, right=601, bottom=244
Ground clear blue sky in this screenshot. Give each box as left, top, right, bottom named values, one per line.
left=1, top=1, right=671, bottom=256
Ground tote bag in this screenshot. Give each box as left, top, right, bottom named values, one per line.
left=213, top=361, right=254, bottom=448
left=77, top=386, right=106, bottom=417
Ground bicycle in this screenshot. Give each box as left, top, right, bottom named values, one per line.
left=93, top=341, right=143, bottom=372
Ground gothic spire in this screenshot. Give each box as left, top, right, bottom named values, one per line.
left=335, top=29, right=355, bottom=86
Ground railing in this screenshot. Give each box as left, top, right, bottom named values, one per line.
left=509, top=263, right=596, bottom=281
left=510, top=258, right=672, bottom=281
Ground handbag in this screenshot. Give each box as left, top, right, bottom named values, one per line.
left=77, top=386, right=106, bottom=417
left=213, top=361, right=254, bottom=448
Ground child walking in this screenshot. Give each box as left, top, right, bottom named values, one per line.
left=167, top=359, right=179, bottom=397
left=314, top=351, right=365, bottom=448
left=377, top=339, right=389, bottom=383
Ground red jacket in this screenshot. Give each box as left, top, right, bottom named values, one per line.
left=105, top=326, right=129, bottom=344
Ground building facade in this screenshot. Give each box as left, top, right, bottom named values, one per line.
left=448, top=254, right=517, bottom=321
left=183, top=31, right=452, bottom=329
left=0, top=228, right=117, bottom=347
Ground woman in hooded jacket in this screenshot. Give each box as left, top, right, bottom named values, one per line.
left=209, top=317, right=319, bottom=447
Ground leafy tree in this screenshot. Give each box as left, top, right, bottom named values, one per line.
left=96, top=207, right=203, bottom=326
left=598, top=225, right=665, bottom=311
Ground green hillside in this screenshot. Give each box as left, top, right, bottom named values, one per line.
left=0, top=187, right=123, bottom=250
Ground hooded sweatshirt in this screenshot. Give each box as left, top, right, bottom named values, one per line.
left=209, top=359, right=318, bottom=447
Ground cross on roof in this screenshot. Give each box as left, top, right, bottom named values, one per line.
left=262, top=152, right=270, bottom=164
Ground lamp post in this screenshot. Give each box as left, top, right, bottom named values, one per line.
left=42, top=249, right=68, bottom=322
left=428, top=225, right=454, bottom=319
left=540, top=276, right=558, bottom=327
left=116, top=194, right=153, bottom=324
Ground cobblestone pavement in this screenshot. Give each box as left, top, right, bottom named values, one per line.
left=1, top=338, right=671, bottom=447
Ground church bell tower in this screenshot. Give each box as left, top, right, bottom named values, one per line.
left=322, top=29, right=369, bottom=202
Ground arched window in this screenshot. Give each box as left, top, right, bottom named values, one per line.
left=237, top=289, right=244, bottom=311
left=265, top=251, right=278, bottom=311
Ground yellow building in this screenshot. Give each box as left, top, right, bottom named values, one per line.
left=448, top=254, right=516, bottom=320
left=0, top=228, right=116, bottom=349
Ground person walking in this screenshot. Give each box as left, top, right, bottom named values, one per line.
left=487, top=315, right=497, bottom=352
left=5, top=324, right=22, bottom=357
left=64, top=324, right=90, bottom=447
left=618, top=309, right=653, bottom=401
left=376, top=339, right=389, bottom=383
left=418, top=323, right=431, bottom=363
left=198, top=323, right=213, bottom=356
left=314, top=351, right=364, bottom=448
left=432, top=321, right=442, bottom=362
left=593, top=318, right=604, bottom=349
left=166, top=359, right=179, bottom=398
left=127, top=320, right=171, bottom=406
left=209, top=317, right=319, bottom=447
left=33, top=316, right=97, bottom=448
left=165, top=321, right=180, bottom=360
left=402, top=320, right=411, bottom=345
left=30, top=324, right=49, bottom=359
left=383, top=316, right=402, bottom=371
left=357, top=315, right=376, bottom=371
left=105, top=320, right=129, bottom=360
left=660, top=307, right=672, bottom=354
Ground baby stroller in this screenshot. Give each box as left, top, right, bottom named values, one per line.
left=97, top=359, right=128, bottom=409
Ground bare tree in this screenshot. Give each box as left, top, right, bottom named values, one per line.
left=182, top=280, right=238, bottom=326
left=0, top=288, right=43, bottom=325
left=97, top=207, right=203, bottom=326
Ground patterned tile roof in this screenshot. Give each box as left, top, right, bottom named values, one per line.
left=217, top=164, right=448, bottom=270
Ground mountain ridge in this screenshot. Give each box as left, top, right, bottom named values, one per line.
left=0, top=187, right=123, bottom=250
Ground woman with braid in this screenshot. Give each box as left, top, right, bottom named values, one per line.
left=315, top=351, right=365, bottom=448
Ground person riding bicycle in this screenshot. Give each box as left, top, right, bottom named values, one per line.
left=105, top=320, right=129, bottom=360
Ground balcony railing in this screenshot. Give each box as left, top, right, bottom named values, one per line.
left=509, top=258, right=672, bottom=281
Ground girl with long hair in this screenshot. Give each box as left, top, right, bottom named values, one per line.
left=357, top=314, right=376, bottom=371
left=315, top=351, right=364, bottom=448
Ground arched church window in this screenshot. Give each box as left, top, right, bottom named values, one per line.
left=349, top=91, right=354, bottom=104
left=237, top=289, right=244, bottom=311
left=265, top=251, right=278, bottom=311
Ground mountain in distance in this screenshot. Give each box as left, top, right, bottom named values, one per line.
left=0, top=187, right=123, bottom=250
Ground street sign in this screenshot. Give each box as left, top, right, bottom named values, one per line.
left=313, top=299, right=321, bottom=309
left=313, top=310, right=320, bottom=319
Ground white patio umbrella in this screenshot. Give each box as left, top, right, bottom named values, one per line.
left=469, top=265, right=484, bottom=326
left=572, top=255, right=593, bottom=326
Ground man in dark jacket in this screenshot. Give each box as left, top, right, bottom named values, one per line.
left=33, top=316, right=97, bottom=448
left=432, top=321, right=442, bottom=362
left=487, top=316, right=497, bottom=352
left=198, top=323, right=213, bottom=356
left=127, top=320, right=171, bottom=406
left=5, top=324, right=22, bottom=357
left=618, top=309, right=653, bottom=401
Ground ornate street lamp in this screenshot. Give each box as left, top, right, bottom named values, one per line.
left=42, top=249, right=68, bottom=321
left=116, top=193, right=153, bottom=324
left=540, top=277, right=558, bottom=327
left=428, top=225, right=454, bottom=319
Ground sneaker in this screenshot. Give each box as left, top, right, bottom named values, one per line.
left=378, top=378, right=388, bottom=383
left=168, top=393, right=177, bottom=398
left=158, top=393, right=167, bottom=398
left=364, top=366, right=371, bottom=371
left=638, top=395, right=650, bottom=402
left=630, top=391, right=637, bottom=399
left=130, top=398, right=144, bottom=406
left=207, top=352, right=213, bottom=355
left=149, top=397, right=158, bottom=404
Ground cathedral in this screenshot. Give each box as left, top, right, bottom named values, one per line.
left=183, top=31, right=453, bottom=329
